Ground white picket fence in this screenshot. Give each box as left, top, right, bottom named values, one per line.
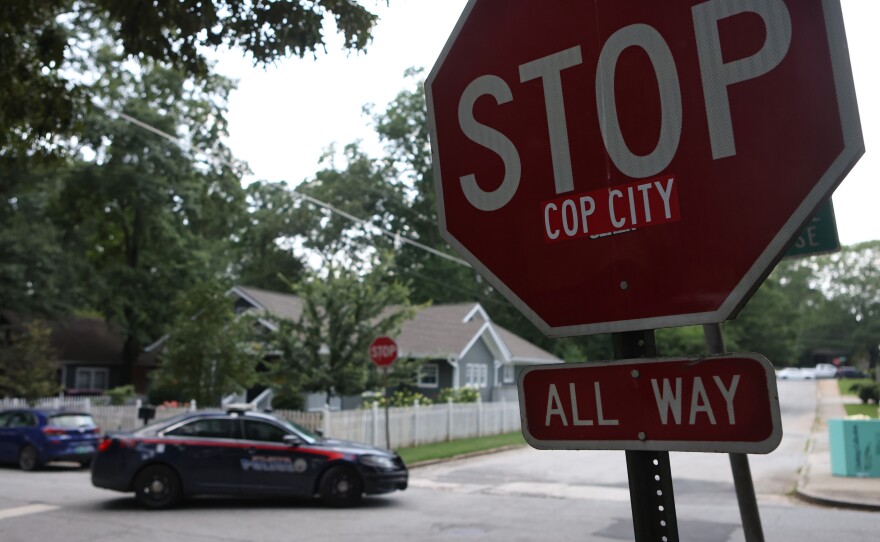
left=0, top=397, right=522, bottom=449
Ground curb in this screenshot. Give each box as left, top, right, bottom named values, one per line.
left=408, top=444, right=527, bottom=469
left=792, top=383, right=880, bottom=512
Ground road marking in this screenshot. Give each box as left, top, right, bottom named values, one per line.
left=0, top=504, right=60, bottom=520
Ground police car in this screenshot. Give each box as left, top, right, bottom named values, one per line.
left=91, top=407, right=407, bottom=508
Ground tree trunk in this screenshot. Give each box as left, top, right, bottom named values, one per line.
left=121, top=333, right=139, bottom=387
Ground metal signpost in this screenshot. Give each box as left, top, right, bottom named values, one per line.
left=369, top=337, right=398, bottom=450
left=426, top=1, right=863, bottom=540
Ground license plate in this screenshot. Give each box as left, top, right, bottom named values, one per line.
left=74, top=445, right=94, bottom=454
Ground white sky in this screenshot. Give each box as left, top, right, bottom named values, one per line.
left=216, top=0, right=878, bottom=246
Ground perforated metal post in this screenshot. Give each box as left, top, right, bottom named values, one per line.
left=703, top=323, right=765, bottom=542
left=613, top=330, right=680, bottom=542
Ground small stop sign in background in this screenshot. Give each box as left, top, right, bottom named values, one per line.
left=369, top=336, right=398, bottom=367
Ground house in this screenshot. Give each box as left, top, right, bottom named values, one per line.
left=229, top=285, right=563, bottom=406
left=0, top=311, right=158, bottom=395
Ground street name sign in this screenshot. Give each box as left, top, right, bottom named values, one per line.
left=784, top=199, right=841, bottom=258
left=517, top=354, right=782, bottom=454
left=426, top=0, right=863, bottom=337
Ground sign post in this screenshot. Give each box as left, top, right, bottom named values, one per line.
left=428, top=1, right=862, bottom=540
left=426, top=0, right=863, bottom=336
left=369, top=337, right=398, bottom=450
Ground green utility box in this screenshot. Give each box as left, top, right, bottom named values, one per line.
left=829, top=418, right=880, bottom=478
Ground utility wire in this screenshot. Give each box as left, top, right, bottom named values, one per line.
left=97, top=102, right=471, bottom=269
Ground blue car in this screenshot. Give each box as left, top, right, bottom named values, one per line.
left=0, top=408, right=101, bottom=470
left=91, top=408, right=408, bottom=509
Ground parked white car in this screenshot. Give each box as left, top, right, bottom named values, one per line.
left=776, top=367, right=816, bottom=380
left=813, top=363, right=838, bottom=379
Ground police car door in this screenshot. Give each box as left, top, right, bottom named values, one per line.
left=161, top=417, right=241, bottom=493
left=238, top=419, right=317, bottom=496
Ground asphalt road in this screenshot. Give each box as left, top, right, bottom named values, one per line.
left=0, top=381, right=876, bottom=542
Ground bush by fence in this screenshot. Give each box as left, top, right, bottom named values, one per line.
left=0, top=396, right=522, bottom=449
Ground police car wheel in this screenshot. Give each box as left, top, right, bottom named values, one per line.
left=134, top=465, right=181, bottom=509
left=319, top=466, right=363, bottom=507
left=18, top=445, right=40, bottom=471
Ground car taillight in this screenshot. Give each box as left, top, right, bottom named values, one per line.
left=42, top=427, right=66, bottom=436
left=97, top=438, right=113, bottom=453
left=91, top=427, right=102, bottom=434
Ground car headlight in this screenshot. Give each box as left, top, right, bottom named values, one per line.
left=360, top=454, right=397, bottom=469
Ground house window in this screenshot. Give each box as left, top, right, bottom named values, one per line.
left=418, top=364, right=439, bottom=388
left=465, top=363, right=488, bottom=388
left=503, top=364, right=515, bottom=384
left=75, top=367, right=109, bottom=390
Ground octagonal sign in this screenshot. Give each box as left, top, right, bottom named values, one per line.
left=426, top=0, right=863, bottom=337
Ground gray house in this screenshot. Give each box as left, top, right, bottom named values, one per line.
left=228, top=286, right=562, bottom=406
left=394, top=303, right=562, bottom=403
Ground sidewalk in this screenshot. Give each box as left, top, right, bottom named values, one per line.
left=795, top=379, right=880, bottom=510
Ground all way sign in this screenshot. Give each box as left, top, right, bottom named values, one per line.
left=517, top=354, right=781, bottom=454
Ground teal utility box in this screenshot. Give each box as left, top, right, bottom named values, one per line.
left=828, top=418, right=880, bottom=477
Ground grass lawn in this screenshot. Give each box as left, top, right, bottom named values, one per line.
left=838, top=378, right=879, bottom=418
left=397, top=431, right=526, bottom=465
left=838, top=378, right=874, bottom=396
left=844, top=403, right=879, bottom=418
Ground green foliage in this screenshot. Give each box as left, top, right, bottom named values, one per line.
left=0, top=164, right=74, bottom=316
left=48, top=56, right=248, bottom=384
left=436, top=387, right=481, bottom=404
left=0, top=0, right=380, bottom=158
left=146, top=387, right=182, bottom=406
left=849, top=382, right=880, bottom=405
left=152, top=281, right=259, bottom=406
left=260, top=253, right=413, bottom=402
left=0, top=321, right=61, bottom=402
left=235, top=181, right=306, bottom=291
left=366, top=389, right=433, bottom=408
left=725, top=279, right=799, bottom=365
left=656, top=326, right=709, bottom=357
left=106, top=384, right=136, bottom=405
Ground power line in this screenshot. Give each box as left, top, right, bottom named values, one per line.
left=97, top=102, right=471, bottom=269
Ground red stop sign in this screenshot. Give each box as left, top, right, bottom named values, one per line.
left=369, top=336, right=398, bottom=367
left=426, top=0, right=863, bottom=336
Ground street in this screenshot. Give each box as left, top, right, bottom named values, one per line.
left=0, top=381, right=876, bottom=542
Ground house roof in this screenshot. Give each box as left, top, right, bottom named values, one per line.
left=396, top=303, right=560, bottom=364
left=231, top=285, right=305, bottom=323
left=229, top=286, right=561, bottom=365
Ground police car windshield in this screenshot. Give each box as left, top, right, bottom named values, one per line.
left=275, top=418, right=322, bottom=443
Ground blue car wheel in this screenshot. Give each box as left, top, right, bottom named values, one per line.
left=18, top=445, right=41, bottom=471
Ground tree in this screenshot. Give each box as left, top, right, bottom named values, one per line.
left=0, top=163, right=75, bottom=316
left=0, top=321, right=61, bottom=401
left=50, top=56, right=247, bottom=385
left=151, top=282, right=258, bottom=406
left=1, top=0, right=381, bottom=158
left=811, top=242, right=880, bottom=372
left=234, top=180, right=307, bottom=291
left=656, top=326, right=710, bottom=357
left=265, top=254, right=413, bottom=403
left=725, top=278, right=800, bottom=365
left=296, top=143, right=407, bottom=259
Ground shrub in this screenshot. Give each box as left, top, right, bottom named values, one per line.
left=857, top=383, right=880, bottom=405
left=436, top=387, right=481, bottom=403
left=106, top=385, right=136, bottom=406
left=365, top=389, right=433, bottom=408
left=147, top=387, right=181, bottom=406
